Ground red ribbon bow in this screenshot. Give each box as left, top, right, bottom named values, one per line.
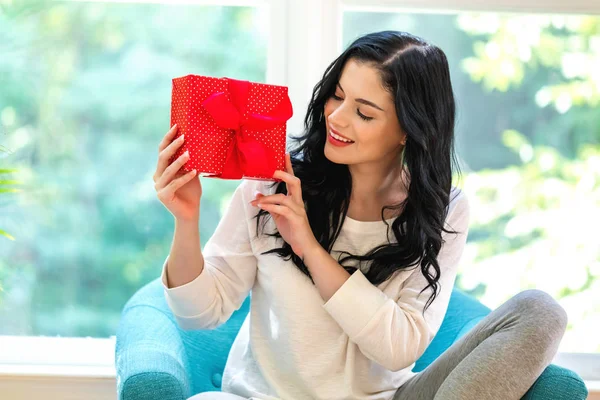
left=201, top=78, right=293, bottom=179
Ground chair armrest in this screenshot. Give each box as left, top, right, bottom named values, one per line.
left=116, top=304, right=191, bottom=400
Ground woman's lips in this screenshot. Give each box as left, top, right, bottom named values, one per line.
left=329, top=128, right=354, bottom=142
left=328, top=129, right=355, bottom=147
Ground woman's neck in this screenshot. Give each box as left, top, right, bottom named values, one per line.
left=346, top=163, right=409, bottom=222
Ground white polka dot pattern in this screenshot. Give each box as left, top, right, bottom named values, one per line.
left=168, top=74, right=292, bottom=181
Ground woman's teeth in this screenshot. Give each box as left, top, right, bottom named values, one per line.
left=330, top=130, right=354, bottom=143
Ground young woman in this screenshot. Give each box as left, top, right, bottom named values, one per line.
left=153, top=31, right=568, bottom=400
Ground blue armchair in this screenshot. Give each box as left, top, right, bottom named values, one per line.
left=115, top=278, right=588, bottom=400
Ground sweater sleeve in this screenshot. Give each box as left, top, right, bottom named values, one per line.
left=160, top=179, right=260, bottom=331
left=322, top=190, right=470, bottom=371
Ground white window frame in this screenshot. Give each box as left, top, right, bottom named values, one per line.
left=1, top=0, right=598, bottom=398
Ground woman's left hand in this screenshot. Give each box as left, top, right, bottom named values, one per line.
left=250, top=153, right=318, bottom=260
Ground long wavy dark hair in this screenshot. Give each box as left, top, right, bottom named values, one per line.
left=254, top=30, right=462, bottom=314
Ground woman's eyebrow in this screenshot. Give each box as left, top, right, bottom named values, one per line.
left=337, top=83, right=385, bottom=111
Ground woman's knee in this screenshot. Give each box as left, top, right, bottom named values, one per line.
left=512, top=289, right=568, bottom=337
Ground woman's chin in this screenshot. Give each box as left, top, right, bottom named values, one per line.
left=324, top=144, right=348, bottom=165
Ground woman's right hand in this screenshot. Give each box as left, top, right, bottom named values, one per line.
left=154, top=124, right=202, bottom=221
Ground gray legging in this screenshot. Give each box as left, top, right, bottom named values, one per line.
left=393, top=289, right=568, bottom=400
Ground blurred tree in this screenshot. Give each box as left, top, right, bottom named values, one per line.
left=458, top=13, right=600, bottom=156
left=454, top=13, right=600, bottom=352
left=0, top=163, right=20, bottom=241
left=455, top=130, right=600, bottom=351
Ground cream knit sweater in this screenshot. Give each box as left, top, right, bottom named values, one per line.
left=161, top=178, right=470, bottom=400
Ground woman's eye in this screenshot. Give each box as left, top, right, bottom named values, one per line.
left=357, top=110, right=373, bottom=121
left=330, top=93, right=373, bottom=121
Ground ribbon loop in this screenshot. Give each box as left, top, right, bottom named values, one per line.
left=201, top=78, right=293, bottom=179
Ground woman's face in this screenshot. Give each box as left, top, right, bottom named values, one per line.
left=324, top=58, right=406, bottom=166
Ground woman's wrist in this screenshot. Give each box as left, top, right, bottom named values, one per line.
left=300, top=239, right=325, bottom=262
left=175, top=214, right=199, bottom=225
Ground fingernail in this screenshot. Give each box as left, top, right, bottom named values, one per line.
left=185, top=150, right=189, bottom=157
left=253, top=190, right=264, bottom=197
left=180, top=134, right=185, bottom=141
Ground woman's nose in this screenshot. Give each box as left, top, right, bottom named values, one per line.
left=327, top=105, right=349, bottom=129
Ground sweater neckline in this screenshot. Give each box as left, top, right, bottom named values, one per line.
left=342, top=215, right=397, bottom=233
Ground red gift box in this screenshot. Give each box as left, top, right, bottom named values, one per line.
left=168, top=74, right=293, bottom=181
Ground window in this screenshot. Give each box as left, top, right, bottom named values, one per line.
left=0, top=1, right=267, bottom=338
